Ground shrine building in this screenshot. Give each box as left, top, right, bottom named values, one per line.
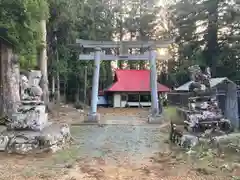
left=100, top=69, right=170, bottom=108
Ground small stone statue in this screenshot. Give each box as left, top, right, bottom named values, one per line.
left=205, top=67, right=211, bottom=79
left=20, top=71, right=43, bottom=101
left=188, top=65, right=211, bottom=93
left=188, top=65, right=201, bottom=82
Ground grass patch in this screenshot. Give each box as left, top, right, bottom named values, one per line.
left=22, top=168, right=36, bottom=178
left=164, top=106, right=177, bottom=117
left=163, top=106, right=185, bottom=124
left=51, top=146, right=80, bottom=165
left=164, top=106, right=177, bottom=120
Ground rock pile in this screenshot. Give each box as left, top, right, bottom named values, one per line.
left=170, top=65, right=232, bottom=149
left=185, top=96, right=231, bottom=133
left=0, top=70, right=71, bottom=154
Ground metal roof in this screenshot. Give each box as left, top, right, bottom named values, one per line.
left=175, top=77, right=230, bottom=91
left=105, top=69, right=170, bottom=92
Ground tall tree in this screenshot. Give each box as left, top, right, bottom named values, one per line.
left=0, top=0, right=49, bottom=115
left=38, top=0, right=49, bottom=104
left=47, top=0, right=115, bottom=103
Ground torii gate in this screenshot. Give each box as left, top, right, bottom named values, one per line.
left=76, top=39, right=173, bottom=123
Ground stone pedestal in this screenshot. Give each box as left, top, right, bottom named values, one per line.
left=0, top=100, right=71, bottom=154
left=84, top=112, right=100, bottom=123
left=0, top=70, right=71, bottom=154
left=148, top=114, right=164, bottom=124
left=7, top=101, right=49, bottom=131
left=2, top=124, right=70, bottom=154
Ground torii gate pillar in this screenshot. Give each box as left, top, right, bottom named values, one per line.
left=86, top=47, right=101, bottom=122
left=149, top=46, right=160, bottom=115
left=147, top=46, right=164, bottom=123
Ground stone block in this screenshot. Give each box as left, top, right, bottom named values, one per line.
left=0, top=136, right=9, bottom=151
left=7, top=111, right=48, bottom=131
left=2, top=123, right=71, bottom=154
left=0, top=126, right=7, bottom=133
left=22, top=100, right=44, bottom=106
left=20, top=104, right=46, bottom=114
left=28, top=70, right=41, bottom=86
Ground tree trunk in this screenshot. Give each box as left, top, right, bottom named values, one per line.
left=118, top=0, right=124, bottom=69
left=129, top=31, right=135, bottom=69
left=139, top=0, right=145, bottom=70
left=55, top=48, right=60, bottom=104
left=51, top=75, right=55, bottom=102
left=0, top=44, right=3, bottom=117
left=75, top=75, right=80, bottom=103
left=39, top=19, right=49, bottom=104
left=0, top=44, right=20, bottom=117
left=63, top=79, right=67, bottom=103
left=56, top=70, right=60, bottom=104
left=204, top=0, right=219, bottom=77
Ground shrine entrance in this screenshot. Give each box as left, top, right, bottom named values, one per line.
left=75, top=39, right=173, bottom=123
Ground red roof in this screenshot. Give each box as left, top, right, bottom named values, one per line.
left=106, top=69, right=170, bottom=92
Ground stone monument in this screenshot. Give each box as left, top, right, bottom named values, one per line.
left=0, top=70, right=71, bottom=154
left=171, top=65, right=232, bottom=149
left=185, top=65, right=231, bottom=133
left=188, top=65, right=211, bottom=94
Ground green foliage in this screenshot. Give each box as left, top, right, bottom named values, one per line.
left=19, top=54, right=37, bottom=70
left=46, top=0, right=117, bottom=102
left=0, top=0, right=48, bottom=48
left=166, top=0, right=240, bottom=86
left=8, top=0, right=236, bottom=102
left=0, top=0, right=49, bottom=69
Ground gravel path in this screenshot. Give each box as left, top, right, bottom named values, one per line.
left=70, top=124, right=168, bottom=164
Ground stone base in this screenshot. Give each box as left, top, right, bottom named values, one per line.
left=0, top=123, right=71, bottom=154
left=7, top=102, right=48, bottom=131
left=148, top=114, right=164, bottom=124
left=21, top=100, right=45, bottom=106
left=84, top=113, right=100, bottom=123
left=7, top=112, right=48, bottom=131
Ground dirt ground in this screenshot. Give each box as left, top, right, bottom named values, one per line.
left=0, top=105, right=239, bottom=180
left=50, top=104, right=150, bottom=124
